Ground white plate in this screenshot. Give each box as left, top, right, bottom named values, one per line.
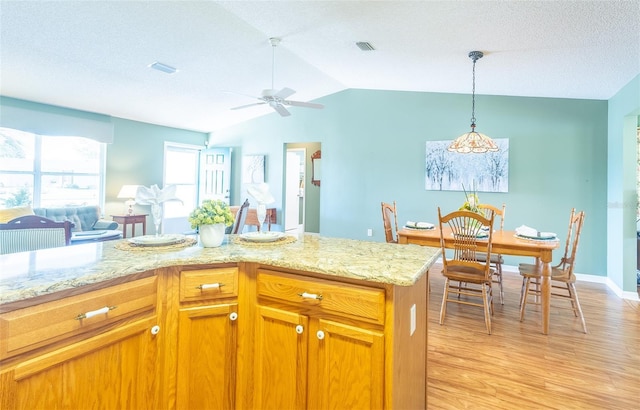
left=128, top=234, right=185, bottom=246
left=240, top=231, right=285, bottom=243
left=517, top=232, right=557, bottom=240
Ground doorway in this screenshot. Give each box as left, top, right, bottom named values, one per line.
left=284, top=142, right=321, bottom=233
left=285, top=149, right=305, bottom=233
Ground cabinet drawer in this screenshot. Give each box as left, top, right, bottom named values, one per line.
left=180, top=267, right=238, bottom=303
left=257, top=269, right=385, bottom=325
left=0, top=276, right=157, bottom=360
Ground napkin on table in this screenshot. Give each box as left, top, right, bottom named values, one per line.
left=406, top=221, right=434, bottom=229
left=515, top=225, right=539, bottom=237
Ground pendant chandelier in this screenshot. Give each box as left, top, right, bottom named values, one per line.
left=448, top=51, right=498, bottom=154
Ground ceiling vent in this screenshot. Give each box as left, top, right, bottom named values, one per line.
left=356, top=42, right=375, bottom=51
left=149, top=61, right=177, bottom=74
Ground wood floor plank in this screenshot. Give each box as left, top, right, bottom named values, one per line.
left=427, top=265, right=640, bottom=409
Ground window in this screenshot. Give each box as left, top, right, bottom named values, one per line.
left=161, top=142, right=200, bottom=234
left=0, top=127, right=106, bottom=209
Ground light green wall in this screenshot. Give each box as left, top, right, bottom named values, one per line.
left=5, top=82, right=634, bottom=289
left=105, top=118, right=207, bottom=228
left=0, top=97, right=208, bottom=234
left=213, top=89, right=608, bottom=277
left=607, top=74, right=640, bottom=293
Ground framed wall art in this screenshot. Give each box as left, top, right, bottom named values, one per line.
left=242, top=155, right=265, bottom=184
left=425, top=138, right=509, bottom=192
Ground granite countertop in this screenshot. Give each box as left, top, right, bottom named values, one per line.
left=0, top=233, right=440, bottom=306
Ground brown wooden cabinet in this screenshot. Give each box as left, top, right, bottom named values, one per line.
left=238, top=267, right=401, bottom=409
left=1, top=261, right=428, bottom=409
left=174, top=266, right=239, bottom=410
left=0, top=276, right=160, bottom=409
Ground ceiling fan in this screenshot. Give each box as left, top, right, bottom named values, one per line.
left=230, top=38, right=324, bottom=117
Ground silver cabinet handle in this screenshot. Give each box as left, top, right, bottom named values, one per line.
left=316, top=330, right=325, bottom=340
left=197, top=283, right=223, bottom=290
left=298, top=292, right=323, bottom=301
left=75, top=306, right=116, bottom=320
left=296, top=325, right=304, bottom=334
left=229, top=312, right=238, bottom=321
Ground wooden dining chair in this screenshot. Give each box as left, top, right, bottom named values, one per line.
left=229, top=199, right=250, bottom=234
left=381, top=201, right=399, bottom=243
left=518, top=208, right=587, bottom=333
left=438, top=207, right=496, bottom=334
left=476, top=203, right=506, bottom=304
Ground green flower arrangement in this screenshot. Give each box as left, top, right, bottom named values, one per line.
left=188, top=200, right=235, bottom=229
left=459, top=183, right=481, bottom=214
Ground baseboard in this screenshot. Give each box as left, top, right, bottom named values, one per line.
left=501, top=264, right=640, bottom=301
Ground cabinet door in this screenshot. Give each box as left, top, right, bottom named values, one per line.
left=5, top=317, right=158, bottom=409
left=308, top=318, right=385, bottom=410
left=253, top=305, right=309, bottom=410
left=176, top=303, right=238, bottom=410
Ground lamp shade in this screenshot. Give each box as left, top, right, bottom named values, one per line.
left=117, top=185, right=140, bottom=199
left=448, top=130, right=499, bottom=154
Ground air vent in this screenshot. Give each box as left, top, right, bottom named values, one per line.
left=356, top=42, right=375, bottom=51
left=149, top=61, right=177, bottom=74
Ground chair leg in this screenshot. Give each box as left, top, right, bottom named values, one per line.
left=519, top=276, right=527, bottom=308
left=520, top=277, right=532, bottom=322
left=568, top=283, right=587, bottom=333
left=482, top=283, right=492, bottom=335
left=495, top=263, right=504, bottom=305
left=439, top=278, right=450, bottom=325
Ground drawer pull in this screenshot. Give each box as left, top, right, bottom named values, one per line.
left=197, top=283, right=223, bottom=290
left=229, top=312, right=238, bottom=321
left=298, top=292, right=323, bottom=301
left=296, top=325, right=304, bottom=334
left=75, top=306, right=117, bottom=320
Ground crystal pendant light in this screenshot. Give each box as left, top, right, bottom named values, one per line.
left=448, top=51, right=498, bottom=154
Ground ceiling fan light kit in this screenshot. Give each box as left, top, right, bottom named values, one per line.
left=229, top=37, right=324, bottom=117
left=448, top=51, right=499, bottom=154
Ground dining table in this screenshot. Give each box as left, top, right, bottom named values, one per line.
left=398, top=226, right=560, bottom=334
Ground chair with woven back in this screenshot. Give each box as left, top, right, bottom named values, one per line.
left=438, top=207, right=496, bottom=334
left=475, top=203, right=506, bottom=304
left=229, top=198, right=250, bottom=234
left=518, top=208, right=587, bottom=333
left=381, top=201, right=399, bottom=243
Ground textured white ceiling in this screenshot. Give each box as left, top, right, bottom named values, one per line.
left=1, top=1, right=638, bottom=132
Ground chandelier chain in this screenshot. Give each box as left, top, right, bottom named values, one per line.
left=471, top=58, right=476, bottom=126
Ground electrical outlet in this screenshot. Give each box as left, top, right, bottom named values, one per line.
left=367, top=228, right=373, bottom=237
left=410, top=304, right=416, bottom=336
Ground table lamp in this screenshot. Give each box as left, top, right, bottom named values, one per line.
left=117, top=185, right=140, bottom=215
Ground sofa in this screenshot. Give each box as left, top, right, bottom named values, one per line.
left=0, top=205, right=118, bottom=232
left=34, top=206, right=113, bottom=231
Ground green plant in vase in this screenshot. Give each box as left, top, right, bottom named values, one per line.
left=188, top=200, right=235, bottom=230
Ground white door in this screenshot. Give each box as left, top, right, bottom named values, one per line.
left=285, top=149, right=304, bottom=232
left=199, top=147, right=232, bottom=204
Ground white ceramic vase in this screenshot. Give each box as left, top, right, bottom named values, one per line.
left=199, top=223, right=226, bottom=247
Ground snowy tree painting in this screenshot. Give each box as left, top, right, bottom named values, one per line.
left=425, top=139, right=509, bottom=192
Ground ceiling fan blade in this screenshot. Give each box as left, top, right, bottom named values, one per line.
left=272, top=103, right=291, bottom=117
left=222, top=90, right=260, bottom=99
left=274, top=87, right=296, bottom=99
left=284, top=100, right=324, bottom=109
left=230, top=102, right=266, bottom=110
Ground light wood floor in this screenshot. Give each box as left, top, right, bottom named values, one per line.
left=427, top=265, right=640, bottom=409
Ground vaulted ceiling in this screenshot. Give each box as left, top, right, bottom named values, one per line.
left=1, top=1, right=638, bottom=132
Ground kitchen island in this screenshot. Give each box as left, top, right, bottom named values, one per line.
left=0, top=233, right=439, bottom=409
